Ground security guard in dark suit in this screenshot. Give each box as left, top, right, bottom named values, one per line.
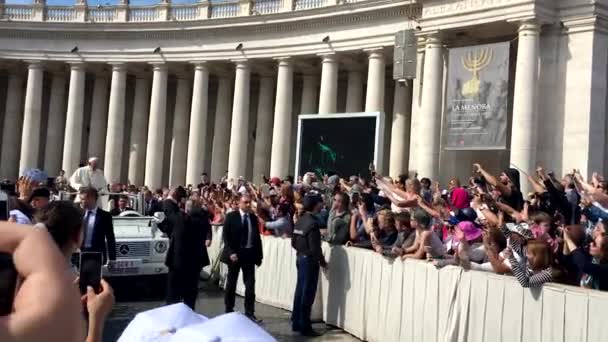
left=291, top=192, right=328, bottom=337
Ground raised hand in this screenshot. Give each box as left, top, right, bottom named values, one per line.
left=472, top=163, right=482, bottom=174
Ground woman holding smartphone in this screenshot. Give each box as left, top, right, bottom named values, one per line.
left=34, top=201, right=115, bottom=342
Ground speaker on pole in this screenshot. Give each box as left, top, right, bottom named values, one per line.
left=393, top=29, right=417, bottom=80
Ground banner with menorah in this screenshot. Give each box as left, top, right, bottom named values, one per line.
left=444, top=42, right=510, bottom=150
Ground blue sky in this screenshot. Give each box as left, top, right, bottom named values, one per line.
left=5, top=0, right=199, bottom=5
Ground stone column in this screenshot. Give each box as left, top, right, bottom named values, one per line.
left=365, top=48, right=386, bottom=112
left=169, top=77, right=192, bottom=186
left=300, top=75, right=318, bottom=114
left=270, top=58, right=294, bottom=179
left=318, top=54, right=339, bottom=114
left=227, top=61, right=251, bottom=180
left=104, top=64, right=128, bottom=184
left=210, top=77, right=233, bottom=181
left=185, top=63, right=210, bottom=186
left=252, top=76, right=275, bottom=183
left=128, top=77, right=151, bottom=186
left=0, top=73, right=25, bottom=179
left=43, top=73, right=67, bottom=175
left=510, top=21, right=540, bottom=195
left=62, top=63, right=87, bottom=177
left=87, top=74, right=109, bottom=164
left=408, top=47, right=425, bottom=172
left=417, top=36, right=444, bottom=180
left=345, top=70, right=363, bottom=112
left=144, top=63, right=168, bottom=189
left=19, top=61, right=45, bottom=175
left=389, top=80, right=413, bottom=178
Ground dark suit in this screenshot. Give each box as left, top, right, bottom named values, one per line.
left=144, top=199, right=161, bottom=216
left=221, top=210, right=263, bottom=316
left=81, top=208, right=116, bottom=264
left=110, top=207, right=134, bottom=216
left=163, top=200, right=212, bottom=309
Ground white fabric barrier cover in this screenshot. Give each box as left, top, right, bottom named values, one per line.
left=209, top=228, right=608, bottom=342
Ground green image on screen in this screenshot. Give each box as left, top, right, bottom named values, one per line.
left=298, top=117, right=376, bottom=178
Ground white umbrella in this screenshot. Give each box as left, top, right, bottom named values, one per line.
left=170, top=312, right=277, bottom=342
left=118, top=303, right=208, bottom=342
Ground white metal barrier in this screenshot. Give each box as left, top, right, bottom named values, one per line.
left=208, top=226, right=608, bottom=342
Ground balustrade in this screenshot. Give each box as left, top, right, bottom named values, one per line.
left=295, top=0, right=327, bottom=10
left=4, top=5, right=34, bottom=21
left=170, top=4, right=198, bottom=21
left=252, top=0, right=282, bottom=15
left=46, top=6, right=77, bottom=22
left=88, top=7, right=118, bottom=22
left=129, top=6, right=158, bottom=22
left=209, top=1, right=239, bottom=19
left=1, top=0, right=355, bottom=23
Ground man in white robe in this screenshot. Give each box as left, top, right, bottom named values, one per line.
left=69, top=157, right=108, bottom=207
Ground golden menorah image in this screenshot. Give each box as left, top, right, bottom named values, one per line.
left=461, top=48, right=493, bottom=97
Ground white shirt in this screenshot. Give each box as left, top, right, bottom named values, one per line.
left=70, top=166, right=108, bottom=205
left=83, top=207, right=98, bottom=248
left=239, top=209, right=253, bottom=248
left=9, top=210, right=31, bottom=225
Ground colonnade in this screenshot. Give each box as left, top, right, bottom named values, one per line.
left=0, top=48, right=400, bottom=189
left=0, top=21, right=540, bottom=190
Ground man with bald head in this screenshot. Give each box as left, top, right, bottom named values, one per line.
left=69, top=157, right=108, bottom=205
left=221, top=194, right=263, bottom=322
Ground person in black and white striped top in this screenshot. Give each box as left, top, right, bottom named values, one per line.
left=507, top=239, right=556, bottom=288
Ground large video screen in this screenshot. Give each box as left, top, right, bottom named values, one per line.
left=297, top=116, right=378, bottom=178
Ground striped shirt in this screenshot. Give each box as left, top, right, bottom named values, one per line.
left=509, top=256, right=553, bottom=288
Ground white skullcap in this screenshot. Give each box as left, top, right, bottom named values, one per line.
left=88, top=157, right=99, bottom=163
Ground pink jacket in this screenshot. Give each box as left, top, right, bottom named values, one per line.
left=450, top=188, right=470, bottom=209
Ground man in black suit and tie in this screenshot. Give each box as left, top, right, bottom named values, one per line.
left=163, top=186, right=212, bottom=310
left=79, top=187, right=116, bottom=265
left=110, top=195, right=134, bottom=216
left=143, top=190, right=160, bottom=216
left=221, top=194, right=263, bottom=322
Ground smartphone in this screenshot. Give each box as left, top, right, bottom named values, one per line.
left=0, top=253, right=18, bottom=316
left=0, top=190, right=8, bottom=221
left=79, top=252, right=102, bottom=295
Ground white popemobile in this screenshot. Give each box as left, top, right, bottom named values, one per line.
left=103, top=193, right=169, bottom=279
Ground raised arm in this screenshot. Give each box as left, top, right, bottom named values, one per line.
left=349, top=213, right=360, bottom=241
left=377, top=182, right=418, bottom=208
left=473, top=163, right=511, bottom=196
left=510, top=256, right=553, bottom=288
left=416, top=196, right=442, bottom=219
left=527, top=175, right=546, bottom=194
left=0, top=223, right=85, bottom=342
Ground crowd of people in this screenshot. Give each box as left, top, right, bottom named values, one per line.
left=49, top=161, right=608, bottom=290
left=132, top=164, right=606, bottom=292
left=3, top=155, right=608, bottom=340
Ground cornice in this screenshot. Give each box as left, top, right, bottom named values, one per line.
left=0, top=2, right=415, bottom=62
left=418, top=0, right=557, bottom=33
left=0, top=0, right=420, bottom=40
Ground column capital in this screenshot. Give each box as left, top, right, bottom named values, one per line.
left=109, top=63, right=128, bottom=72
left=274, top=57, right=293, bottom=67
left=231, top=59, right=250, bottom=69
left=24, top=60, right=44, bottom=69
left=190, top=61, right=209, bottom=71
left=318, top=53, right=339, bottom=63
left=364, top=47, right=385, bottom=58
left=149, top=62, right=168, bottom=71
left=516, top=19, right=541, bottom=35
left=67, top=62, right=87, bottom=71
left=424, top=34, right=443, bottom=49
